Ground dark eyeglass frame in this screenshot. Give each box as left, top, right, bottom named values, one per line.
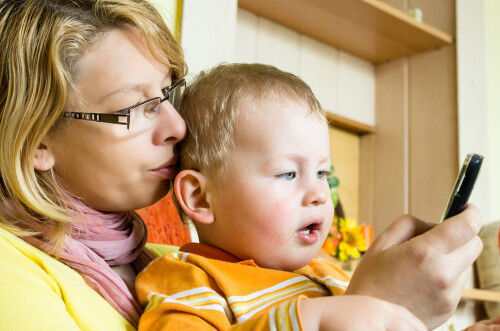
left=61, top=78, right=186, bottom=130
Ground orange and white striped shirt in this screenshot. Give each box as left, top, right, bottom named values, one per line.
left=136, top=243, right=349, bottom=330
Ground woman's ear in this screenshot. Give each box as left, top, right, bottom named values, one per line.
left=33, top=141, right=55, bottom=171
left=174, top=170, right=214, bottom=225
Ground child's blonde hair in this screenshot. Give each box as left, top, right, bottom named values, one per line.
left=0, top=0, right=186, bottom=252
left=176, top=63, right=326, bottom=222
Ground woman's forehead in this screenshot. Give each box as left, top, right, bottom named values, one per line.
left=73, top=28, right=171, bottom=105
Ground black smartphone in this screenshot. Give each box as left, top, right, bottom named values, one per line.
left=440, top=153, right=484, bottom=222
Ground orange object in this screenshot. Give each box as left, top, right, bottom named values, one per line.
left=360, top=225, right=374, bottom=249
left=136, top=191, right=191, bottom=246
left=322, top=237, right=338, bottom=255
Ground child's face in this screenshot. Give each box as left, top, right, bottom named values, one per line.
left=205, top=97, right=333, bottom=271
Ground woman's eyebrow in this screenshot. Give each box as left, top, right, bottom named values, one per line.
left=97, top=73, right=171, bottom=102
left=98, top=83, right=149, bottom=103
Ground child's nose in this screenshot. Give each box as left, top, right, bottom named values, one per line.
left=302, top=181, right=329, bottom=206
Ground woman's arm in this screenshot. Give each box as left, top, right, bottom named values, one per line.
left=0, top=238, right=82, bottom=330
left=0, top=228, right=135, bottom=331
left=346, top=205, right=483, bottom=329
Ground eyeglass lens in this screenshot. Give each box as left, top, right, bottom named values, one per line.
left=128, top=82, right=185, bottom=133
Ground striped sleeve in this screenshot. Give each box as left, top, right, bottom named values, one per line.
left=136, top=254, right=306, bottom=331
left=139, top=293, right=306, bottom=331
left=231, top=296, right=306, bottom=331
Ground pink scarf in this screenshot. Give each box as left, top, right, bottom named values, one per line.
left=12, top=199, right=155, bottom=327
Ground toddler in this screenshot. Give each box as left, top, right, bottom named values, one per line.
left=136, top=63, right=424, bottom=330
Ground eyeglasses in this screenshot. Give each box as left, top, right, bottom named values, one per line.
left=62, top=79, right=186, bottom=133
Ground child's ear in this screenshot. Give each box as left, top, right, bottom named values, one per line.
left=33, top=140, right=55, bottom=171
left=174, top=170, right=214, bottom=225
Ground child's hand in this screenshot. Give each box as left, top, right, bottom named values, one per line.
left=299, top=295, right=425, bottom=330
left=345, top=205, right=483, bottom=329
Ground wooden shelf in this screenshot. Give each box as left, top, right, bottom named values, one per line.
left=462, top=288, right=500, bottom=303
left=238, top=0, right=453, bottom=63
left=326, top=112, right=375, bottom=135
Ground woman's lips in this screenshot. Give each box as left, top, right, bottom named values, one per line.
left=149, top=165, right=178, bottom=179
left=149, top=158, right=178, bottom=179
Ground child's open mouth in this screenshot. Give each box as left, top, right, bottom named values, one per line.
left=296, top=221, right=322, bottom=244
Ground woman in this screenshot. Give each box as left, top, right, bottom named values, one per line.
left=0, top=0, right=185, bottom=329
left=0, top=0, right=491, bottom=330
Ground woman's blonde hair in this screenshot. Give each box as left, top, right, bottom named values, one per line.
left=0, top=0, right=186, bottom=251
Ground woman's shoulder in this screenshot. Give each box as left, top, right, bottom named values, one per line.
left=0, top=225, right=76, bottom=282
left=0, top=226, right=135, bottom=331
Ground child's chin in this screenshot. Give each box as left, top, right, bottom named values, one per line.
left=272, top=258, right=312, bottom=272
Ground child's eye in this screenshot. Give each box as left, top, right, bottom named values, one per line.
left=277, top=171, right=296, bottom=180
left=317, top=170, right=331, bottom=179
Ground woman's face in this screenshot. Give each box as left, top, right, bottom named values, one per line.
left=46, top=28, right=186, bottom=211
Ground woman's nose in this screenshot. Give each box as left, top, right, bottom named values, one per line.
left=152, top=100, right=187, bottom=145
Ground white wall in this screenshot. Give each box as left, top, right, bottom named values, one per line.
left=181, top=0, right=238, bottom=80
left=457, top=0, right=500, bottom=224
left=234, top=9, right=375, bottom=126
left=484, top=0, right=500, bottom=221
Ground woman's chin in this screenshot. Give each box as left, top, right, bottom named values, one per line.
left=97, top=182, right=171, bottom=212
left=143, top=182, right=171, bottom=207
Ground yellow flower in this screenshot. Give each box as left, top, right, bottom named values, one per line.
left=336, top=218, right=367, bottom=260
left=338, top=242, right=358, bottom=261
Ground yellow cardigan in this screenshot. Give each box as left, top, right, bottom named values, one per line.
left=0, top=226, right=177, bottom=331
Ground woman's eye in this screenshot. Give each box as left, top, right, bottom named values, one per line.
left=143, top=101, right=160, bottom=115
left=277, top=172, right=296, bottom=180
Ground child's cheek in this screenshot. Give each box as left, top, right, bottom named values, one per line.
left=257, top=198, right=296, bottom=237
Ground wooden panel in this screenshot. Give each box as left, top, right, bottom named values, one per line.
left=408, top=45, right=458, bottom=222
left=409, top=0, right=456, bottom=36
left=380, top=0, right=456, bottom=36
left=337, top=51, right=375, bottom=126
left=462, top=289, right=500, bottom=303
left=298, top=35, right=338, bottom=112
left=330, top=127, right=360, bottom=221
left=379, top=0, right=406, bottom=12
left=256, top=18, right=300, bottom=75
left=238, top=0, right=452, bottom=63
left=373, top=58, right=407, bottom=235
left=360, top=133, right=375, bottom=226
left=325, top=112, right=375, bottom=135
left=234, top=8, right=258, bottom=63
left=181, top=0, right=237, bottom=77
